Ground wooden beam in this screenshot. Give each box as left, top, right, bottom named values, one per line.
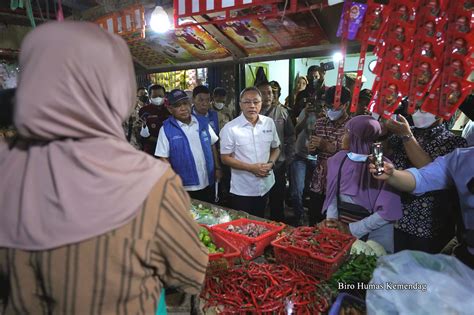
left=240, top=42, right=362, bottom=63
left=135, top=57, right=235, bottom=74
left=68, top=0, right=161, bottom=21
left=134, top=42, right=365, bottom=74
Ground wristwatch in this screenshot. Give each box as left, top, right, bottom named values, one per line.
left=268, top=160, right=275, bottom=167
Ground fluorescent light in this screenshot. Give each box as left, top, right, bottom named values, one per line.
left=150, top=6, right=173, bottom=33
left=333, top=52, right=343, bottom=63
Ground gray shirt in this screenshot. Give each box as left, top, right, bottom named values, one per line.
left=262, top=104, right=296, bottom=166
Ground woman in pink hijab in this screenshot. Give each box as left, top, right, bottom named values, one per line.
left=0, top=22, right=208, bottom=314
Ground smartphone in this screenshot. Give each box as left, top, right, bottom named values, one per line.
left=372, top=142, right=384, bottom=176
left=320, top=61, right=335, bottom=71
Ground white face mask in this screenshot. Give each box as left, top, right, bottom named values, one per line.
left=150, top=97, right=164, bottom=106
left=214, top=102, right=225, bottom=110
left=327, top=108, right=344, bottom=121
left=412, top=110, right=437, bottom=129
left=140, top=126, right=150, bottom=137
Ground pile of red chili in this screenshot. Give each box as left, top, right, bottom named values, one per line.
left=201, top=262, right=331, bottom=314
left=277, top=226, right=354, bottom=260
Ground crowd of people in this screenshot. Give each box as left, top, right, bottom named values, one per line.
left=122, top=63, right=473, bottom=260
left=0, top=21, right=473, bottom=314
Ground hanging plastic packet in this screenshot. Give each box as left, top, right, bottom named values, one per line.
left=435, top=1, right=474, bottom=119
left=369, top=76, right=384, bottom=116
left=376, top=0, right=420, bottom=118
left=407, top=0, right=447, bottom=113
left=337, top=2, right=368, bottom=40
left=334, top=0, right=352, bottom=109
left=357, top=0, right=392, bottom=46
left=347, top=2, right=370, bottom=113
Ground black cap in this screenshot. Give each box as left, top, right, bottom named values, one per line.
left=167, top=89, right=189, bottom=105
left=307, top=65, right=322, bottom=76
left=325, top=86, right=351, bottom=106
left=359, top=89, right=373, bottom=100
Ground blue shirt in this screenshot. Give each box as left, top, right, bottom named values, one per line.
left=407, top=147, right=474, bottom=251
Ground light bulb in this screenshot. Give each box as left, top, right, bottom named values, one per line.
left=150, top=6, right=172, bottom=33
left=333, top=52, right=343, bottom=63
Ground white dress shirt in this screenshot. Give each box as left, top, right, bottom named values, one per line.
left=155, top=116, right=218, bottom=191
left=220, top=114, right=280, bottom=197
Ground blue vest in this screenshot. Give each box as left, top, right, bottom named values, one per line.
left=193, top=107, right=220, bottom=134
left=163, top=116, right=214, bottom=187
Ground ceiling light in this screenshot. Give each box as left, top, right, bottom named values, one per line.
left=333, top=52, right=343, bottom=63
left=150, top=6, right=173, bottom=33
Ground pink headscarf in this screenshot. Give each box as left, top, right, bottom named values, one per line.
left=0, top=22, right=169, bottom=250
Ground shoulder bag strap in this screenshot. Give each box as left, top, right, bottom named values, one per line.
left=336, top=154, right=349, bottom=210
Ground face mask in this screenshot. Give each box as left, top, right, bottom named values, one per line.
left=139, top=95, right=149, bottom=104
left=140, top=125, right=150, bottom=137
left=327, top=108, right=344, bottom=121
left=412, top=110, right=437, bottom=128
left=151, top=97, right=164, bottom=106
left=214, top=102, right=225, bottom=110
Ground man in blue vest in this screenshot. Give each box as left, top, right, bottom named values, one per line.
left=155, top=89, right=221, bottom=202
left=192, top=85, right=219, bottom=135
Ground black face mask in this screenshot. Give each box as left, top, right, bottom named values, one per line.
left=139, top=95, right=149, bottom=104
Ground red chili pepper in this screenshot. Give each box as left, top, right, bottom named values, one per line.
left=201, top=263, right=330, bottom=313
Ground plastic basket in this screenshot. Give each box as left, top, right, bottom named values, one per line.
left=210, top=218, right=285, bottom=260
left=200, top=225, right=241, bottom=275
left=271, top=228, right=355, bottom=280
left=328, top=293, right=365, bottom=315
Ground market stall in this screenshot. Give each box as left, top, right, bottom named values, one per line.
left=182, top=199, right=384, bottom=314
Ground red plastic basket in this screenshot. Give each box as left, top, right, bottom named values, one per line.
left=200, top=225, right=241, bottom=275
left=271, top=228, right=355, bottom=280
left=210, top=218, right=285, bottom=260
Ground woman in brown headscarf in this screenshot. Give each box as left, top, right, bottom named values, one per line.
left=0, top=22, right=208, bottom=314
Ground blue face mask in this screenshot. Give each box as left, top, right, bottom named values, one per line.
left=327, top=108, right=344, bottom=121
left=347, top=152, right=369, bottom=162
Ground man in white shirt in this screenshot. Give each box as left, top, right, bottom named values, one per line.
left=220, top=87, right=281, bottom=218
left=155, top=89, right=221, bottom=202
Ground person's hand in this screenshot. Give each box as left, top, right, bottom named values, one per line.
left=250, top=163, right=272, bottom=177
left=318, top=70, right=326, bottom=81
left=262, top=163, right=273, bottom=172
left=308, top=136, right=322, bottom=152
left=303, top=104, right=317, bottom=118
left=319, top=219, right=351, bottom=235
left=368, top=161, right=395, bottom=180
left=215, top=169, right=223, bottom=181
left=321, top=140, right=337, bottom=153
left=386, top=114, right=412, bottom=136
left=320, top=218, right=339, bottom=229
left=336, top=221, right=351, bottom=235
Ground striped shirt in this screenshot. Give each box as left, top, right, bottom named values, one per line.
left=310, top=115, right=350, bottom=194
left=0, top=169, right=208, bottom=315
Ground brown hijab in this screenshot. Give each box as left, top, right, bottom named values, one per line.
left=0, top=22, right=169, bottom=250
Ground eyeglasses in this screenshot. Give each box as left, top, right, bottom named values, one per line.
left=241, top=100, right=262, bottom=105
